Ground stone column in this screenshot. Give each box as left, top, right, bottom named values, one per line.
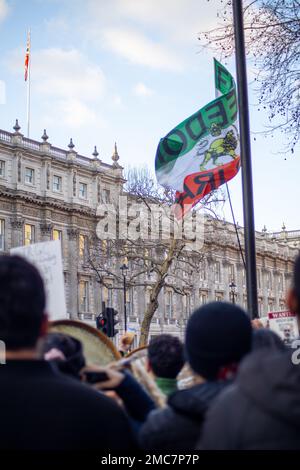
left=67, top=227, right=79, bottom=319
left=222, top=258, right=231, bottom=302
left=40, top=222, right=53, bottom=242
left=10, top=217, right=24, bottom=248
left=261, top=267, right=269, bottom=313
left=206, top=254, right=215, bottom=301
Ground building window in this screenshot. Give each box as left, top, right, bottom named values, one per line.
left=199, top=260, right=206, bottom=281
left=52, top=229, right=62, bottom=241
left=102, top=285, right=113, bottom=308
left=215, top=293, right=223, bottom=302
left=268, top=300, right=274, bottom=312
left=257, top=269, right=261, bottom=289
left=199, top=292, right=207, bottom=305
left=79, top=234, right=88, bottom=258
left=279, top=300, right=286, bottom=311
left=165, top=290, right=173, bottom=318
left=214, top=261, right=221, bottom=283
left=229, top=264, right=235, bottom=282
left=79, top=182, right=87, bottom=199
left=267, top=271, right=272, bottom=290
left=53, top=175, right=62, bottom=192
left=278, top=273, right=284, bottom=292
left=0, top=219, right=4, bottom=251
left=102, top=189, right=110, bottom=204
left=79, top=280, right=89, bottom=312
left=184, top=294, right=191, bottom=318
left=258, top=299, right=263, bottom=316
left=242, top=268, right=246, bottom=287
left=126, top=289, right=133, bottom=316
left=0, top=160, right=5, bottom=177
left=24, top=224, right=35, bottom=246
left=25, top=167, right=34, bottom=185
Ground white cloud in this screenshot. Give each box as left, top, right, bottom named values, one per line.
left=45, top=17, right=70, bottom=34
left=80, top=0, right=223, bottom=72
left=87, top=0, right=221, bottom=44
left=33, top=48, right=105, bottom=100
left=112, top=94, right=122, bottom=106
left=0, top=0, right=8, bottom=23
left=56, top=99, right=98, bottom=128
left=118, top=0, right=222, bottom=40
left=133, top=82, right=154, bottom=97
left=102, top=28, right=183, bottom=71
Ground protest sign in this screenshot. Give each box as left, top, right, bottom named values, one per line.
left=11, top=240, right=67, bottom=320
left=268, top=311, right=299, bottom=346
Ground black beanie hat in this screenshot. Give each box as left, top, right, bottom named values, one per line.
left=185, top=302, right=252, bottom=380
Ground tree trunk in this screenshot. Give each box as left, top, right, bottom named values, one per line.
left=139, top=238, right=182, bottom=346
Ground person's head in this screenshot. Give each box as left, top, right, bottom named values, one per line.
left=0, top=255, right=47, bottom=352
left=41, top=333, right=85, bottom=378
left=287, top=254, right=300, bottom=316
left=252, top=328, right=287, bottom=352
left=119, top=332, right=135, bottom=353
left=147, top=334, right=185, bottom=379
left=185, top=302, right=252, bottom=381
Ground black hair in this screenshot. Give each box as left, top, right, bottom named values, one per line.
left=0, top=255, right=46, bottom=350
left=185, top=302, right=252, bottom=380
left=252, top=328, right=287, bottom=352
left=41, top=333, right=85, bottom=378
left=148, top=334, right=185, bottom=379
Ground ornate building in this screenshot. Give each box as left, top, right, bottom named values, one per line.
left=0, top=122, right=298, bottom=346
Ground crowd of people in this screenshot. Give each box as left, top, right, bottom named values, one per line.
left=0, top=253, right=300, bottom=451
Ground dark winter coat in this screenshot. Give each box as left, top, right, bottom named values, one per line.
left=0, top=360, right=137, bottom=451
left=199, top=350, right=300, bottom=450
left=139, top=380, right=228, bottom=450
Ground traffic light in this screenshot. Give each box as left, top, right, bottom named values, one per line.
left=106, top=308, right=119, bottom=338
left=96, top=312, right=108, bottom=335
left=96, top=308, right=119, bottom=337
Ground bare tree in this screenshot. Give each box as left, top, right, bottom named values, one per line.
left=200, top=0, right=300, bottom=152
left=88, top=166, right=225, bottom=346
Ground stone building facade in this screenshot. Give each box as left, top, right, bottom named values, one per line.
left=0, top=122, right=298, bottom=346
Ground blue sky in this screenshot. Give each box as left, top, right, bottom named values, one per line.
left=0, top=0, right=299, bottom=232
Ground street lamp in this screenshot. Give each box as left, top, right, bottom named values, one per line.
left=229, top=280, right=237, bottom=304
left=120, top=263, right=129, bottom=332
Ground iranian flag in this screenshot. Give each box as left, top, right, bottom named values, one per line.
left=155, top=60, right=240, bottom=219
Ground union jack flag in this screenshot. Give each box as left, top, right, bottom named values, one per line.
left=24, top=30, right=30, bottom=81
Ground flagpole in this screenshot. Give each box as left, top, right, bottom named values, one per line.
left=232, top=0, right=258, bottom=319
left=26, top=29, right=31, bottom=138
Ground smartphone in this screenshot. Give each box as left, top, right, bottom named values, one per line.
left=84, top=371, right=109, bottom=384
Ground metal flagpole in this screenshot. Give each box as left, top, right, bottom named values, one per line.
left=232, top=0, right=258, bottom=319
left=26, top=29, right=31, bottom=138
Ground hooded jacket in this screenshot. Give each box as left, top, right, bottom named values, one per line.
left=139, top=380, right=228, bottom=450
left=199, top=350, right=300, bottom=450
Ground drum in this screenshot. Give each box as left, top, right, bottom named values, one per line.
left=49, top=319, right=121, bottom=366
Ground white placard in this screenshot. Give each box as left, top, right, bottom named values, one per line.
left=11, top=240, right=67, bottom=320
left=268, top=311, right=299, bottom=346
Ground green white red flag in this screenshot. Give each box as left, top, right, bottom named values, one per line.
left=155, top=59, right=240, bottom=219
